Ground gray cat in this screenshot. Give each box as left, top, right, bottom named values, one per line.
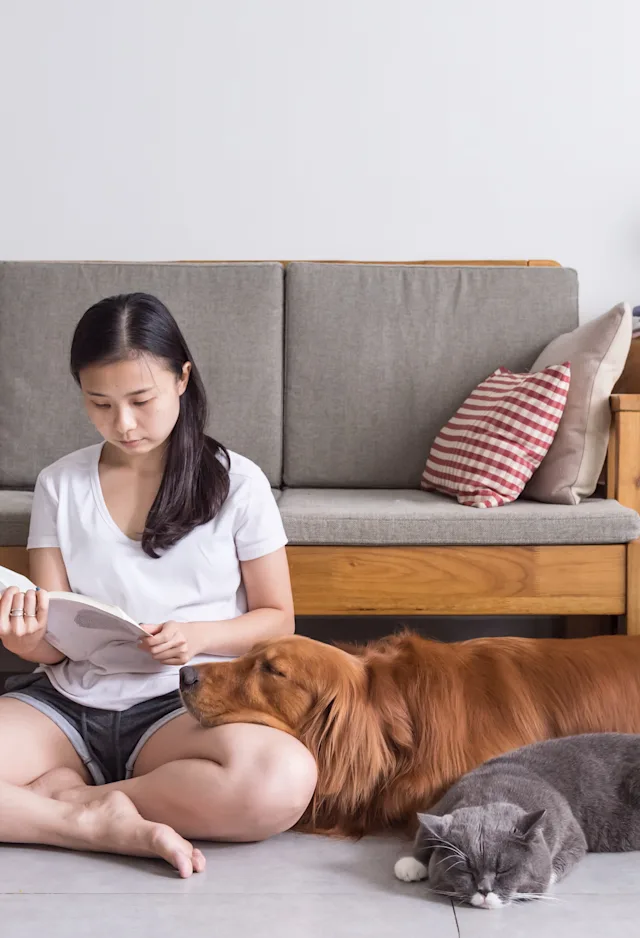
left=394, top=733, right=640, bottom=909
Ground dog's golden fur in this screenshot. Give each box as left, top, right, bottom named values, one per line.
left=181, top=632, right=640, bottom=837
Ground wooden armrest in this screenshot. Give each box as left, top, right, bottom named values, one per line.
left=608, top=401, right=640, bottom=511
left=611, top=394, right=640, bottom=412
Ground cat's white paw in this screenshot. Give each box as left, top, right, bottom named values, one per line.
left=394, top=856, right=428, bottom=882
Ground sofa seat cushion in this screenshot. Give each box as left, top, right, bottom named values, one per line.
left=6, top=487, right=638, bottom=550
left=278, top=488, right=640, bottom=546
left=0, top=489, right=283, bottom=549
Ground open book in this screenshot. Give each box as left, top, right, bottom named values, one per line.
left=0, top=565, right=147, bottom=654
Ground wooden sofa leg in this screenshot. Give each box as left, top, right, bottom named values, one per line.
left=627, top=540, right=640, bottom=636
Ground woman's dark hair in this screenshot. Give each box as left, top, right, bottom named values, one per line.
left=70, top=292, right=230, bottom=558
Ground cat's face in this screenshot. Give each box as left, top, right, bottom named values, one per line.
left=415, top=804, right=552, bottom=909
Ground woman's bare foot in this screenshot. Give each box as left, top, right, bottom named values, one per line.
left=28, top=771, right=205, bottom=877
left=69, top=791, right=206, bottom=878
left=34, top=772, right=127, bottom=808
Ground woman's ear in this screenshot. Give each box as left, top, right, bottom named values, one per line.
left=178, top=362, right=191, bottom=394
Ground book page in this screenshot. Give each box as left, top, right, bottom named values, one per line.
left=48, top=592, right=143, bottom=628
left=45, top=600, right=149, bottom=660
left=0, top=565, right=36, bottom=594
left=48, top=599, right=147, bottom=639
left=0, top=564, right=148, bottom=646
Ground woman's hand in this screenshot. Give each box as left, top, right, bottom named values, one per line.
left=138, top=621, right=205, bottom=666
left=0, top=586, right=50, bottom=656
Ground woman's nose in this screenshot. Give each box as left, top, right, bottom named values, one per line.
left=114, top=408, right=137, bottom=433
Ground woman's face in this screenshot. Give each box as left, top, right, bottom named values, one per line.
left=79, top=354, right=190, bottom=459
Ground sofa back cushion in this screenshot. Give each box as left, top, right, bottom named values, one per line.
left=0, top=262, right=284, bottom=487
left=284, top=263, right=579, bottom=487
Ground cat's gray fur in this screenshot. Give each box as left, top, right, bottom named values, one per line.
left=395, top=733, right=640, bottom=908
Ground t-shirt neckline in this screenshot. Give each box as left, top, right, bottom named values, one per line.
left=90, top=442, right=142, bottom=546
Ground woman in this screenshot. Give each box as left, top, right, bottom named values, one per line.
left=0, top=293, right=317, bottom=876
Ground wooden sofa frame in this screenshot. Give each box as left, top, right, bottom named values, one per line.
left=1, top=260, right=638, bottom=633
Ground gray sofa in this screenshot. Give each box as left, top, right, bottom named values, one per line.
left=1, top=261, right=640, bottom=629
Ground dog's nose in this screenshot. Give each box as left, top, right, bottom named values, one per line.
left=180, top=666, right=199, bottom=688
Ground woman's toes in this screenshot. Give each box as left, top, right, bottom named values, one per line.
left=192, top=848, right=207, bottom=873
left=148, top=823, right=205, bottom=878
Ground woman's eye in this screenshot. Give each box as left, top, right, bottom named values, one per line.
left=92, top=400, right=151, bottom=409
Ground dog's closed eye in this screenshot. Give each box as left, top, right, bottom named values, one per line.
left=260, top=659, right=287, bottom=678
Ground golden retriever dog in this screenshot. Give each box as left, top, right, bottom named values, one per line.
left=179, top=631, right=640, bottom=837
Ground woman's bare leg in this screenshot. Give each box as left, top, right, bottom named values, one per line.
left=0, top=698, right=92, bottom=785
left=0, top=778, right=205, bottom=876
left=44, top=717, right=318, bottom=842
left=0, top=699, right=204, bottom=876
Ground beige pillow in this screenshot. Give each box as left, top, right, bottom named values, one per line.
left=525, top=302, right=631, bottom=505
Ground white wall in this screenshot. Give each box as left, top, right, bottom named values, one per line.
left=1, top=0, right=639, bottom=320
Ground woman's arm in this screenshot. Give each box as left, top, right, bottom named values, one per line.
left=29, top=547, right=72, bottom=592
left=194, top=546, right=295, bottom=656
left=0, top=548, right=70, bottom=665
left=140, top=547, right=295, bottom=662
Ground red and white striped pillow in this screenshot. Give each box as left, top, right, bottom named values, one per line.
left=421, top=364, right=571, bottom=508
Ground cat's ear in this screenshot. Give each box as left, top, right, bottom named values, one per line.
left=516, top=809, right=547, bottom=841
left=417, top=813, right=453, bottom=839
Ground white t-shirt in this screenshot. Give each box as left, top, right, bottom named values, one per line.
left=27, top=443, right=288, bottom=710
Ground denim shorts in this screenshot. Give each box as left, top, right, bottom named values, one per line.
left=2, top=672, right=186, bottom=785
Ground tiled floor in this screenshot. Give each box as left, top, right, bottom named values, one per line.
left=1, top=833, right=638, bottom=937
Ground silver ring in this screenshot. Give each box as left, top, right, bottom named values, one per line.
left=9, top=609, right=24, bottom=617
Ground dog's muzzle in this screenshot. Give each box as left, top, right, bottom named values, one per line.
left=180, top=665, right=200, bottom=690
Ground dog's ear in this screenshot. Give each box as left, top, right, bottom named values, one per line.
left=301, top=669, right=391, bottom=807
left=330, top=644, right=414, bottom=750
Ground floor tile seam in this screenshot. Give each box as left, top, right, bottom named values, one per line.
left=0, top=889, right=627, bottom=897
left=0, top=890, right=456, bottom=898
